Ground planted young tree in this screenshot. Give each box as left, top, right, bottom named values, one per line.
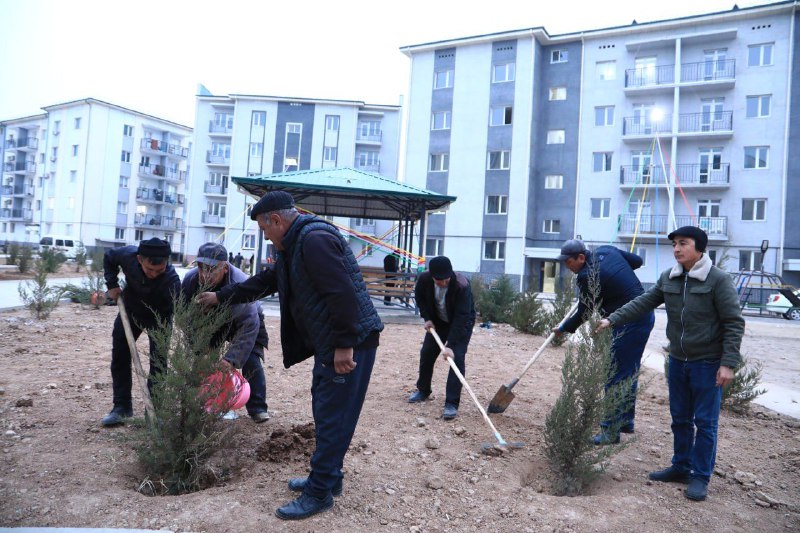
left=7, top=242, right=19, bottom=265
left=543, top=267, right=636, bottom=496
left=476, top=274, right=519, bottom=324
left=74, top=245, right=88, bottom=272
left=18, top=259, right=64, bottom=319
left=16, top=245, right=33, bottom=273
left=39, top=247, right=67, bottom=273
left=135, top=290, right=236, bottom=495
left=509, top=292, right=547, bottom=335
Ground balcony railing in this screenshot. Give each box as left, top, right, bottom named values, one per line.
left=678, top=111, right=732, bottom=133
left=134, top=213, right=183, bottom=230
left=136, top=187, right=179, bottom=205
left=140, top=138, right=189, bottom=158
left=617, top=214, right=727, bottom=237
left=209, top=121, right=233, bottom=134
left=201, top=211, right=226, bottom=225
left=355, top=162, right=381, bottom=172
left=625, top=64, right=675, bottom=88
left=622, top=116, right=672, bottom=136
left=356, top=131, right=383, bottom=143
left=0, top=208, right=33, bottom=221
left=619, top=163, right=730, bottom=186
left=138, top=165, right=186, bottom=182
left=5, top=138, right=39, bottom=150
left=680, top=59, right=736, bottom=83
left=206, top=151, right=231, bottom=165
left=1, top=184, right=35, bottom=196
left=3, top=160, right=36, bottom=173
left=204, top=182, right=228, bottom=195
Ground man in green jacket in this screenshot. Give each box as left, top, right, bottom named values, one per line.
left=597, top=226, right=744, bottom=502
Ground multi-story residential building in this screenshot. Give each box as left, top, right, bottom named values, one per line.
left=0, top=98, right=192, bottom=255
left=185, top=89, right=402, bottom=266
left=401, top=0, right=800, bottom=290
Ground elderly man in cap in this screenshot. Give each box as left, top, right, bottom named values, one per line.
left=101, top=238, right=181, bottom=426
left=555, top=239, right=654, bottom=445
left=409, top=256, right=476, bottom=421
left=598, top=226, right=744, bottom=502
left=181, top=243, right=270, bottom=423
left=196, top=190, right=383, bottom=520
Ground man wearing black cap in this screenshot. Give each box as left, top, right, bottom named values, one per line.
left=598, top=226, right=744, bottom=502
left=101, top=238, right=181, bottom=426
left=409, top=255, right=476, bottom=420
left=555, top=239, right=654, bottom=445
left=181, top=243, right=270, bottom=423
left=196, top=190, right=383, bottom=520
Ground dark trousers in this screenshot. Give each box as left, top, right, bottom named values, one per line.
left=603, top=312, right=654, bottom=429
left=110, top=314, right=165, bottom=411
left=241, top=348, right=268, bottom=415
left=416, top=323, right=470, bottom=408
left=304, top=346, right=377, bottom=499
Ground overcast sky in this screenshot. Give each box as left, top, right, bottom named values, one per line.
left=0, top=0, right=767, bottom=126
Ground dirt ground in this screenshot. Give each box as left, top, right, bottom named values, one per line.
left=0, top=304, right=798, bottom=532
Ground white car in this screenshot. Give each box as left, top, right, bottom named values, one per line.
left=765, top=288, right=800, bottom=321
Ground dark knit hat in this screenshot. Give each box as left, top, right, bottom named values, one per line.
left=137, top=237, right=171, bottom=258
left=429, top=256, right=454, bottom=280
left=196, top=242, right=227, bottom=267
left=250, top=190, right=295, bottom=221
left=668, top=226, right=708, bottom=253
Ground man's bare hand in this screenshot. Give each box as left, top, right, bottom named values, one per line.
left=106, top=287, right=122, bottom=301
left=716, top=365, right=734, bottom=387
left=334, top=347, right=356, bottom=374
left=424, top=320, right=434, bottom=332
left=552, top=327, right=564, bottom=337
left=595, top=318, right=612, bottom=333
left=217, top=359, right=234, bottom=373
left=196, top=292, right=219, bottom=307
left=440, top=346, right=455, bottom=362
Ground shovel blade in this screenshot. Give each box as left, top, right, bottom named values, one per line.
left=487, top=385, right=515, bottom=414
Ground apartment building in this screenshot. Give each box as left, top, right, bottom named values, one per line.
left=0, top=98, right=192, bottom=255
left=185, top=90, right=402, bottom=266
left=401, top=0, right=800, bottom=289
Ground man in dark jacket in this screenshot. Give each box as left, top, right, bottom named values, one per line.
left=196, top=191, right=383, bottom=521
left=555, top=239, right=654, bottom=444
left=383, top=253, right=399, bottom=305
left=409, top=256, right=476, bottom=421
left=181, top=243, right=269, bottom=423
left=101, top=238, right=180, bottom=426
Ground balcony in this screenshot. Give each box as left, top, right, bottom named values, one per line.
left=136, top=187, right=180, bottom=205
left=0, top=208, right=33, bottom=221
left=3, top=160, right=36, bottom=174
left=138, top=164, right=186, bottom=182
left=624, top=64, right=675, bottom=91
left=680, top=59, right=736, bottom=88
left=204, top=181, right=228, bottom=196
left=134, top=213, right=184, bottom=230
left=617, top=214, right=727, bottom=241
left=206, top=151, right=230, bottom=166
left=355, top=161, right=381, bottom=173
left=619, top=163, right=730, bottom=189
left=677, top=111, right=733, bottom=138
left=5, top=138, right=38, bottom=151
left=356, top=131, right=383, bottom=144
left=1, top=184, right=35, bottom=197
left=208, top=121, right=233, bottom=135
left=140, top=138, right=189, bottom=159
left=622, top=116, right=672, bottom=139
left=201, top=211, right=226, bottom=226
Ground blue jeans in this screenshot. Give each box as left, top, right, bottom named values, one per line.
left=668, top=356, right=723, bottom=482
left=241, top=348, right=268, bottom=415
left=603, top=312, right=654, bottom=429
left=304, top=346, right=377, bottom=499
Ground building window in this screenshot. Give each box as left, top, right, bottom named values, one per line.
left=53, top=120, right=60, bottom=135
left=252, top=111, right=266, bottom=126
left=434, top=69, right=454, bottom=89
left=748, top=43, right=774, bottom=67
left=489, top=106, right=513, bottom=126
left=595, top=106, right=615, bottom=126
left=739, top=250, right=763, bottom=270
left=593, top=152, right=613, bottom=172
left=119, top=175, right=128, bottom=188
left=429, top=153, right=449, bottom=172
left=431, top=111, right=451, bottom=130
left=359, top=120, right=381, bottom=138
left=121, top=150, right=131, bottom=163
left=544, top=175, right=563, bottom=189
left=250, top=142, right=263, bottom=157
left=744, top=146, right=768, bottom=169
left=634, top=246, right=647, bottom=266
left=284, top=123, right=302, bottom=171
left=123, top=125, right=134, bottom=137
left=549, top=87, right=566, bottom=101
left=596, top=60, right=617, bottom=81
left=357, top=150, right=379, bottom=169
left=742, top=198, right=766, bottom=221
left=551, top=49, right=568, bottom=63
left=117, top=201, right=128, bottom=214
left=353, top=218, right=375, bottom=227
left=72, top=145, right=78, bottom=156
left=135, top=229, right=144, bottom=241
left=591, top=198, right=611, bottom=219
left=65, top=224, right=72, bottom=236
left=74, top=117, right=81, bottom=129
left=323, top=147, right=337, bottom=162
left=115, top=228, right=125, bottom=240
left=242, top=234, right=256, bottom=249
left=486, top=195, right=508, bottom=215
left=325, top=115, right=339, bottom=130
left=67, top=197, right=75, bottom=209
left=483, top=240, right=506, bottom=260
left=542, top=219, right=560, bottom=234
left=746, top=95, right=771, bottom=118
left=546, top=130, right=565, bottom=144
left=492, top=62, right=515, bottom=83
left=487, top=150, right=511, bottom=170
left=51, top=147, right=58, bottom=160
left=425, top=238, right=443, bottom=256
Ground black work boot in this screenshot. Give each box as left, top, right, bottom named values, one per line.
left=288, top=477, right=343, bottom=497
left=275, top=493, right=334, bottom=520
left=685, top=478, right=708, bottom=501
left=649, top=466, right=690, bottom=484
left=101, top=407, right=133, bottom=427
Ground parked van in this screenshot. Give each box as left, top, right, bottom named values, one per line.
left=39, top=235, right=85, bottom=259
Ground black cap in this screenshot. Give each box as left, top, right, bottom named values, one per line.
left=668, top=226, right=708, bottom=253
left=137, top=238, right=171, bottom=258
left=428, top=256, right=454, bottom=280
left=196, top=242, right=227, bottom=267
left=557, top=239, right=587, bottom=261
left=250, top=190, right=295, bottom=221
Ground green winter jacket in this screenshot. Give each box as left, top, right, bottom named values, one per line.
left=608, top=254, right=744, bottom=369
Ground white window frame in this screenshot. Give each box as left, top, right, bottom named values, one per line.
left=429, top=153, right=449, bottom=172
left=741, top=198, right=767, bottom=222
left=74, top=117, right=81, bottom=129
left=431, top=110, right=452, bottom=131
left=433, top=69, right=454, bottom=89
left=252, top=111, right=266, bottom=126
left=551, top=49, right=568, bottom=63
left=485, top=195, right=508, bottom=215
left=739, top=250, right=763, bottom=271
left=324, top=115, right=339, bottom=130
left=425, top=238, right=443, bottom=257
left=593, top=152, right=613, bottom=172
left=542, top=219, right=560, bottom=234
left=546, top=130, right=565, bottom=144
left=323, top=146, right=337, bottom=162
left=544, top=175, right=563, bottom=189
left=549, top=87, right=566, bottom=101
left=117, top=201, right=128, bottom=214
left=115, top=228, right=125, bottom=240
left=634, top=246, right=647, bottom=267
left=121, top=150, right=131, bottom=163
left=596, top=60, right=617, bottom=81
left=745, top=95, right=771, bottom=118
left=123, top=124, right=134, bottom=137
left=483, top=240, right=506, bottom=260
left=69, top=170, right=77, bottom=182
left=242, top=234, right=256, bottom=250
left=590, top=198, right=611, bottom=219
left=595, top=106, right=614, bottom=126
left=250, top=142, right=263, bottom=157
left=119, top=175, right=128, bottom=188
left=487, top=150, right=511, bottom=170
left=489, top=106, right=513, bottom=126
left=492, top=62, right=515, bottom=83
left=744, top=146, right=769, bottom=169
left=748, top=43, right=774, bottom=67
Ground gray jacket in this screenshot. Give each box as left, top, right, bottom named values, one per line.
left=608, top=254, right=744, bottom=369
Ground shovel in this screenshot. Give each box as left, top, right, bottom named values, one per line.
left=117, top=296, right=154, bottom=419
left=487, top=302, right=578, bottom=414
left=427, top=327, right=523, bottom=452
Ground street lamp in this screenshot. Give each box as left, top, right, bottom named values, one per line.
left=760, top=240, right=769, bottom=271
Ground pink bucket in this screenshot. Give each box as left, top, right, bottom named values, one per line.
left=203, top=370, right=250, bottom=413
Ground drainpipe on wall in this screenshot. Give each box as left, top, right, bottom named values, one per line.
left=777, top=6, right=796, bottom=276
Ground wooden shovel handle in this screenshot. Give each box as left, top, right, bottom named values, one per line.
left=117, top=296, right=154, bottom=415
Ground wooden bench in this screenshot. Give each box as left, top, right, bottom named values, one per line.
left=360, top=266, right=417, bottom=309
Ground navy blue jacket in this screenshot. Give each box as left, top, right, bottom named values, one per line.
left=103, top=246, right=180, bottom=327
left=561, top=245, right=645, bottom=334
left=415, top=271, right=476, bottom=350
left=181, top=263, right=269, bottom=368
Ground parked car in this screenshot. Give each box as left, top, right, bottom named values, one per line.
left=765, top=288, right=800, bottom=321
left=39, top=235, right=84, bottom=260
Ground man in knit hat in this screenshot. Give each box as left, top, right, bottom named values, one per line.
left=100, top=238, right=181, bottom=426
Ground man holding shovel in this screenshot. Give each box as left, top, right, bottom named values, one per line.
left=554, top=239, right=654, bottom=444
left=101, top=238, right=180, bottom=426
left=409, top=256, right=476, bottom=420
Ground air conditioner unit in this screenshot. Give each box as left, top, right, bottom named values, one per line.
left=8, top=155, right=15, bottom=162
